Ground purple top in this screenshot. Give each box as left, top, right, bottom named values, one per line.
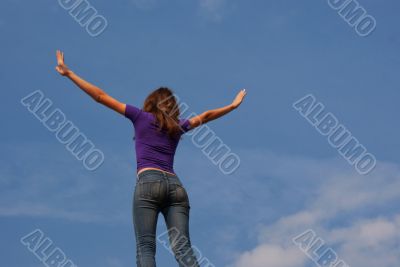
left=124, top=104, right=192, bottom=174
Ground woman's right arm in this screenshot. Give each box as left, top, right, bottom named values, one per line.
left=55, top=50, right=126, bottom=115
left=188, top=89, right=247, bottom=129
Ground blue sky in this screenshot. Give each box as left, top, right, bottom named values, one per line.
left=1, top=0, right=400, bottom=266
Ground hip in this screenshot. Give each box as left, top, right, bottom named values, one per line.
left=134, top=168, right=190, bottom=207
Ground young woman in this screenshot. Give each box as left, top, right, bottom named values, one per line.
left=55, top=50, right=247, bottom=267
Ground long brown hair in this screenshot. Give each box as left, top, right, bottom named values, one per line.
left=143, top=87, right=182, bottom=139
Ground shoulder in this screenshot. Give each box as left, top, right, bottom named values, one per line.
left=179, top=118, right=192, bottom=133
left=124, top=104, right=143, bottom=123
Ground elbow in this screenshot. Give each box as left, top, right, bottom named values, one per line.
left=94, top=93, right=104, bottom=103
left=202, top=111, right=212, bottom=123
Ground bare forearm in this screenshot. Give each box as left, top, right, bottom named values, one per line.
left=188, top=89, right=246, bottom=129
left=66, top=71, right=105, bottom=101
left=204, top=104, right=236, bottom=122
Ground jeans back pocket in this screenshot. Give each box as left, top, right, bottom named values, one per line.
left=137, top=180, right=162, bottom=200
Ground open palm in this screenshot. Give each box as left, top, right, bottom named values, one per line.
left=232, top=89, right=247, bottom=108
left=55, top=50, right=70, bottom=76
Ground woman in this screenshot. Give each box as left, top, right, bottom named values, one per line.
left=55, top=50, right=247, bottom=267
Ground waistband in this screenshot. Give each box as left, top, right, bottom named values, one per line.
left=137, top=169, right=178, bottom=179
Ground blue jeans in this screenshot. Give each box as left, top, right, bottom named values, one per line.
left=133, top=169, right=200, bottom=267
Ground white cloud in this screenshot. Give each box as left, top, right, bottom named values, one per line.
left=2, top=142, right=400, bottom=266
left=325, top=215, right=400, bottom=266
left=225, top=149, right=400, bottom=267
left=232, top=244, right=306, bottom=267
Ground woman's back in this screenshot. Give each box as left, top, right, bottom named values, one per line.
left=124, top=104, right=191, bottom=174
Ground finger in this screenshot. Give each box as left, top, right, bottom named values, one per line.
left=57, top=51, right=61, bottom=63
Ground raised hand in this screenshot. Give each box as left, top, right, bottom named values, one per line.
left=231, top=89, right=247, bottom=109
left=55, top=50, right=71, bottom=76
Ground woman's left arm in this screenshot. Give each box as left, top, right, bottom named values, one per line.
left=55, top=50, right=126, bottom=115
left=188, top=89, right=247, bottom=128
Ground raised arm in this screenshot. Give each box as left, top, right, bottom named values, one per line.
left=188, top=89, right=247, bottom=129
left=55, top=50, right=126, bottom=115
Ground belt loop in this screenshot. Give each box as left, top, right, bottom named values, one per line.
left=162, top=171, right=169, bottom=194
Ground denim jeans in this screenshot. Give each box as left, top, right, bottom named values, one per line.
left=133, top=169, right=200, bottom=267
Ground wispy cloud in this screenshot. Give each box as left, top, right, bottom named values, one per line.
left=223, top=150, right=400, bottom=267
left=128, top=0, right=230, bottom=21
left=0, top=142, right=133, bottom=224
left=105, top=257, right=127, bottom=267
left=3, top=142, right=400, bottom=266
left=198, top=0, right=228, bottom=21
left=130, top=0, right=158, bottom=9
left=231, top=243, right=306, bottom=267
